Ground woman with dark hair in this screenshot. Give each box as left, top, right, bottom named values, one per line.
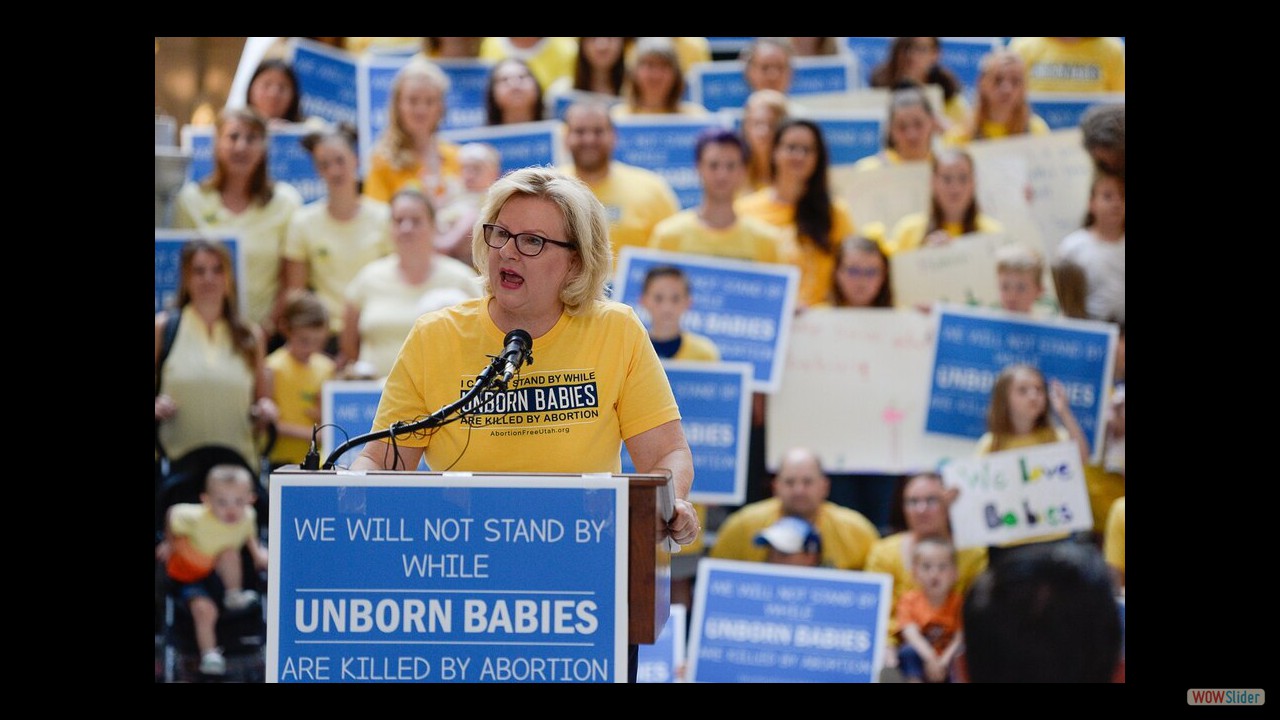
left=551, top=37, right=629, bottom=98
left=246, top=58, right=302, bottom=124
left=484, top=57, right=546, bottom=125
left=155, top=240, right=276, bottom=533
left=736, top=118, right=855, bottom=308
left=612, top=36, right=707, bottom=118
left=870, top=37, right=970, bottom=130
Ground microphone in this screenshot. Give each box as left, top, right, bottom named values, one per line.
left=498, top=329, right=533, bottom=388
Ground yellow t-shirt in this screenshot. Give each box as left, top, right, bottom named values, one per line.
left=166, top=503, right=258, bottom=583
left=363, top=142, right=462, bottom=204
left=266, top=347, right=336, bottom=464
left=649, top=210, right=782, bottom=264
left=943, top=114, right=1051, bottom=146
left=735, top=189, right=855, bottom=308
left=479, top=37, right=579, bottom=92
left=344, top=254, right=482, bottom=379
left=561, top=161, right=680, bottom=266
left=1104, top=496, right=1125, bottom=574
left=852, top=148, right=931, bottom=173
left=283, top=197, right=392, bottom=334
left=1008, top=37, right=1126, bottom=93
left=672, top=331, right=721, bottom=362
left=374, top=297, right=682, bottom=473
left=157, top=306, right=258, bottom=467
left=886, top=212, right=1005, bottom=255
left=174, top=181, right=304, bottom=327
left=709, top=497, right=880, bottom=570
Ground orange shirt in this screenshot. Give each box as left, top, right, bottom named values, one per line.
left=896, top=589, right=963, bottom=655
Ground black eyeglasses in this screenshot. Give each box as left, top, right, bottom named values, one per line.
left=482, top=224, right=576, bottom=257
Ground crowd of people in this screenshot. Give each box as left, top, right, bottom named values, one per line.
left=155, top=36, right=1124, bottom=683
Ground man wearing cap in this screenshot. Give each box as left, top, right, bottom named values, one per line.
left=710, top=446, right=880, bottom=569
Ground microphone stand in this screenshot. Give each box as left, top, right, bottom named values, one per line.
left=317, top=353, right=508, bottom=470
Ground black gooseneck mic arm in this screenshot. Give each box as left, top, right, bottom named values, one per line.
left=318, top=330, right=533, bottom=470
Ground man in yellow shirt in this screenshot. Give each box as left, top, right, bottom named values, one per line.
left=710, top=446, right=879, bottom=570
left=559, top=100, right=680, bottom=267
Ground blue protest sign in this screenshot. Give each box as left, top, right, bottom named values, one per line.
left=805, top=112, right=883, bottom=166
left=435, top=59, right=494, bottom=131
left=620, top=361, right=752, bottom=505
left=688, top=559, right=891, bottom=683
left=293, top=39, right=359, bottom=127
left=440, top=120, right=562, bottom=175
left=183, top=124, right=325, bottom=204
left=154, top=230, right=243, bottom=315
left=705, top=37, right=754, bottom=54
left=546, top=89, right=623, bottom=122
left=844, top=37, right=892, bottom=86
left=637, top=603, right=687, bottom=683
left=926, top=305, right=1117, bottom=459
left=938, top=37, right=1003, bottom=101
left=689, top=57, right=859, bottom=113
left=614, top=248, right=799, bottom=393
left=687, top=62, right=750, bottom=113
left=268, top=474, right=629, bottom=683
left=790, top=55, right=860, bottom=95
left=612, top=116, right=732, bottom=209
left=1029, top=93, right=1125, bottom=130
left=322, top=380, right=429, bottom=471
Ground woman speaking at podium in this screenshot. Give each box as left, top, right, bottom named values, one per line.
left=349, top=166, right=699, bottom=550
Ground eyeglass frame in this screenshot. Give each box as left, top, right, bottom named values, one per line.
left=482, top=223, right=577, bottom=257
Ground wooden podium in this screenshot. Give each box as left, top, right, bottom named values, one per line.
left=268, top=468, right=674, bottom=682
left=624, top=473, right=673, bottom=645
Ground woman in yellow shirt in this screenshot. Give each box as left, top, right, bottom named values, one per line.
left=946, top=49, right=1050, bottom=146
left=887, top=148, right=1004, bottom=255
left=363, top=58, right=462, bottom=207
left=736, top=118, right=855, bottom=308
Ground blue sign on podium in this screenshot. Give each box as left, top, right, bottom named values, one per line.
left=268, top=473, right=629, bottom=682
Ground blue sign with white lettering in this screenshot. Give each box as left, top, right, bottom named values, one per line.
left=440, top=120, right=561, bottom=176
left=926, top=305, right=1116, bottom=458
left=613, top=248, right=799, bottom=393
left=1029, top=94, right=1125, bottom=130
left=844, top=37, right=892, bottom=86
left=293, top=39, right=359, bottom=127
left=637, top=603, right=686, bottom=683
left=185, top=125, right=325, bottom=204
left=620, top=361, right=752, bottom=505
left=689, top=57, right=858, bottom=112
left=938, top=38, right=1002, bottom=101
left=688, top=559, right=890, bottom=683
left=435, top=59, right=494, bottom=131
left=613, top=116, right=732, bottom=209
left=808, top=114, right=883, bottom=166
left=322, top=380, right=429, bottom=471
left=268, top=474, right=629, bottom=683
left=154, top=230, right=243, bottom=315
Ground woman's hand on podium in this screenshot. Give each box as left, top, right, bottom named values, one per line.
left=666, top=498, right=700, bottom=547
